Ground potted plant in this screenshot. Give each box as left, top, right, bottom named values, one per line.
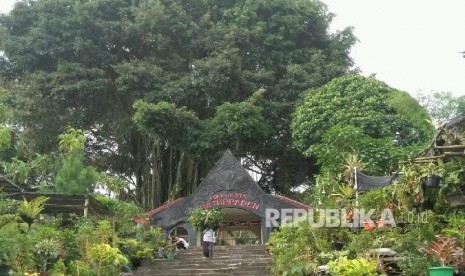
left=422, top=163, right=441, bottom=188
left=420, top=235, right=464, bottom=276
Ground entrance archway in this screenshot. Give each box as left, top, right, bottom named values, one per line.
left=169, top=226, right=189, bottom=240
left=217, top=208, right=262, bottom=245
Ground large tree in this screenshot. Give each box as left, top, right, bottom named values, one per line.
left=292, top=74, right=434, bottom=174
left=0, top=0, right=355, bottom=208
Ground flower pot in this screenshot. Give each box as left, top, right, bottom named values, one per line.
left=423, top=175, right=440, bottom=188
left=428, top=267, right=454, bottom=276
left=363, top=221, right=374, bottom=231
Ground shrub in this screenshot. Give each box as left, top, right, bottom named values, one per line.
left=328, top=257, right=378, bottom=276
left=188, top=208, right=223, bottom=231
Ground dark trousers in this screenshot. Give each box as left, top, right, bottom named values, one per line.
left=203, top=241, right=213, bottom=258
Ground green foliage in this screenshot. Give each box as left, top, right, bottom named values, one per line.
left=292, top=74, right=433, bottom=157
left=95, top=220, right=114, bottom=245
left=268, top=222, right=331, bottom=275
left=18, top=196, right=49, bottom=227
left=58, top=127, right=87, bottom=154
left=396, top=251, right=434, bottom=276
left=204, top=90, right=270, bottom=152
left=49, top=259, right=67, bottom=276
left=442, top=213, right=465, bottom=246
left=344, top=230, right=377, bottom=258
left=55, top=150, right=99, bottom=194
left=2, top=154, right=57, bottom=187
left=311, top=125, right=421, bottom=175
left=68, top=260, right=94, bottom=276
left=90, top=243, right=128, bottom=276
left=96, top=173, right=126, bottom=197
left=328, top=257, right=378, bottom=276
left=0, top=127, right=11, bottom=151
left=0, top=87, right=12, bottom=152
left=118, top=238, right=154, bottom=264
left=387, top=90, right=434, bottom=137
left=34, top=238, right=61, bottom=272
left=188, top=208, right=223, bottom=231
left=0, top=0, right=356, bottom=205
left=94, top=195, right=140, bottom=235
left=135, top=227, right=164, bottom=250
left=133, top=100, right=201, bottom=150
left=3, top=233, right=36, bottom=273
left=359, top=189, right=391, bottom=212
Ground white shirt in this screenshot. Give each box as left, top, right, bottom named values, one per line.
left=203, top=228, right=215, bottom=243
left=178, top=238, right=189, bottom=249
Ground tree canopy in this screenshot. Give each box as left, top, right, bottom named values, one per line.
left=0, top=0, right=356, bottom=208
left=292, top=74, right=434, bottom=174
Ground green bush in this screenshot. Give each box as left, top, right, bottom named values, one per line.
left=188, top=208, right=223, bottom=231
left=328, top=257, right=378, bottom=276
left=268, top=221, right=331, bottom=275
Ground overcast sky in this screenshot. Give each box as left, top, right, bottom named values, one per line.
left=1, top=0, right=464, bottom=97
left=323, top=0, right=465, bottom=97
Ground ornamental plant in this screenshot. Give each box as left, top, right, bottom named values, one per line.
left=328, top=256, right=378, bottom=276
left=34, top=238, right=61, bottom=272
left=188, top=208, right=223, bottom=231
left=420, top=235, right=464, bottom=268
left=90, top=243, right=128, bottom=276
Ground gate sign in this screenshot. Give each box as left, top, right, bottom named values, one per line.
left=199, top=193, right=260, bottom=210
left=221, top=221, right=261, bottom=227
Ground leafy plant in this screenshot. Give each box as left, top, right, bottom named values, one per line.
left=34, top=238, right=61, bottom=272
left=18, top=196, right=49, bottom=228
left=344, top=154, right=365, bottom=184
left=443, top=214, right=465, bottom=247
left=420, top=235, right=464, bottom=267
left=90, top=243, right=128, bottom=276
left=48, top=259, right=67, bottom=276
left=328, top=256, right=378, bottom=276
left=188, top=208, right=223, bottom=231
left=268, top=221, right=331, bottom=275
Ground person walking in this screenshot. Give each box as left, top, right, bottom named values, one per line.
left=202, top=226, right=215, bottom=259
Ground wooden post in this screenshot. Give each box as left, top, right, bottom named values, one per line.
left=84, top=196, right=89, bottom=217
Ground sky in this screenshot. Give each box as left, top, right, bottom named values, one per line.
left=1, top=0, right=465, bottom=97
left=322, top=0, right=465, bottom=97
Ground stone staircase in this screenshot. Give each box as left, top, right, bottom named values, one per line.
left=134, top=245, right=272, bottom=276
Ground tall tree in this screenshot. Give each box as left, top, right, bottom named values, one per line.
left=292, top=74, right=434, bottom=173
left=0, top=88, right=12, bottom=151
left=0, top=0, right=355, bottom=208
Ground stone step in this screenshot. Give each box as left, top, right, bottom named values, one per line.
left=134, top=245, right=271, bottom=276
left=142, top=260, right=270, bottom=269
left=135, top=267, right=269, bottom=276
